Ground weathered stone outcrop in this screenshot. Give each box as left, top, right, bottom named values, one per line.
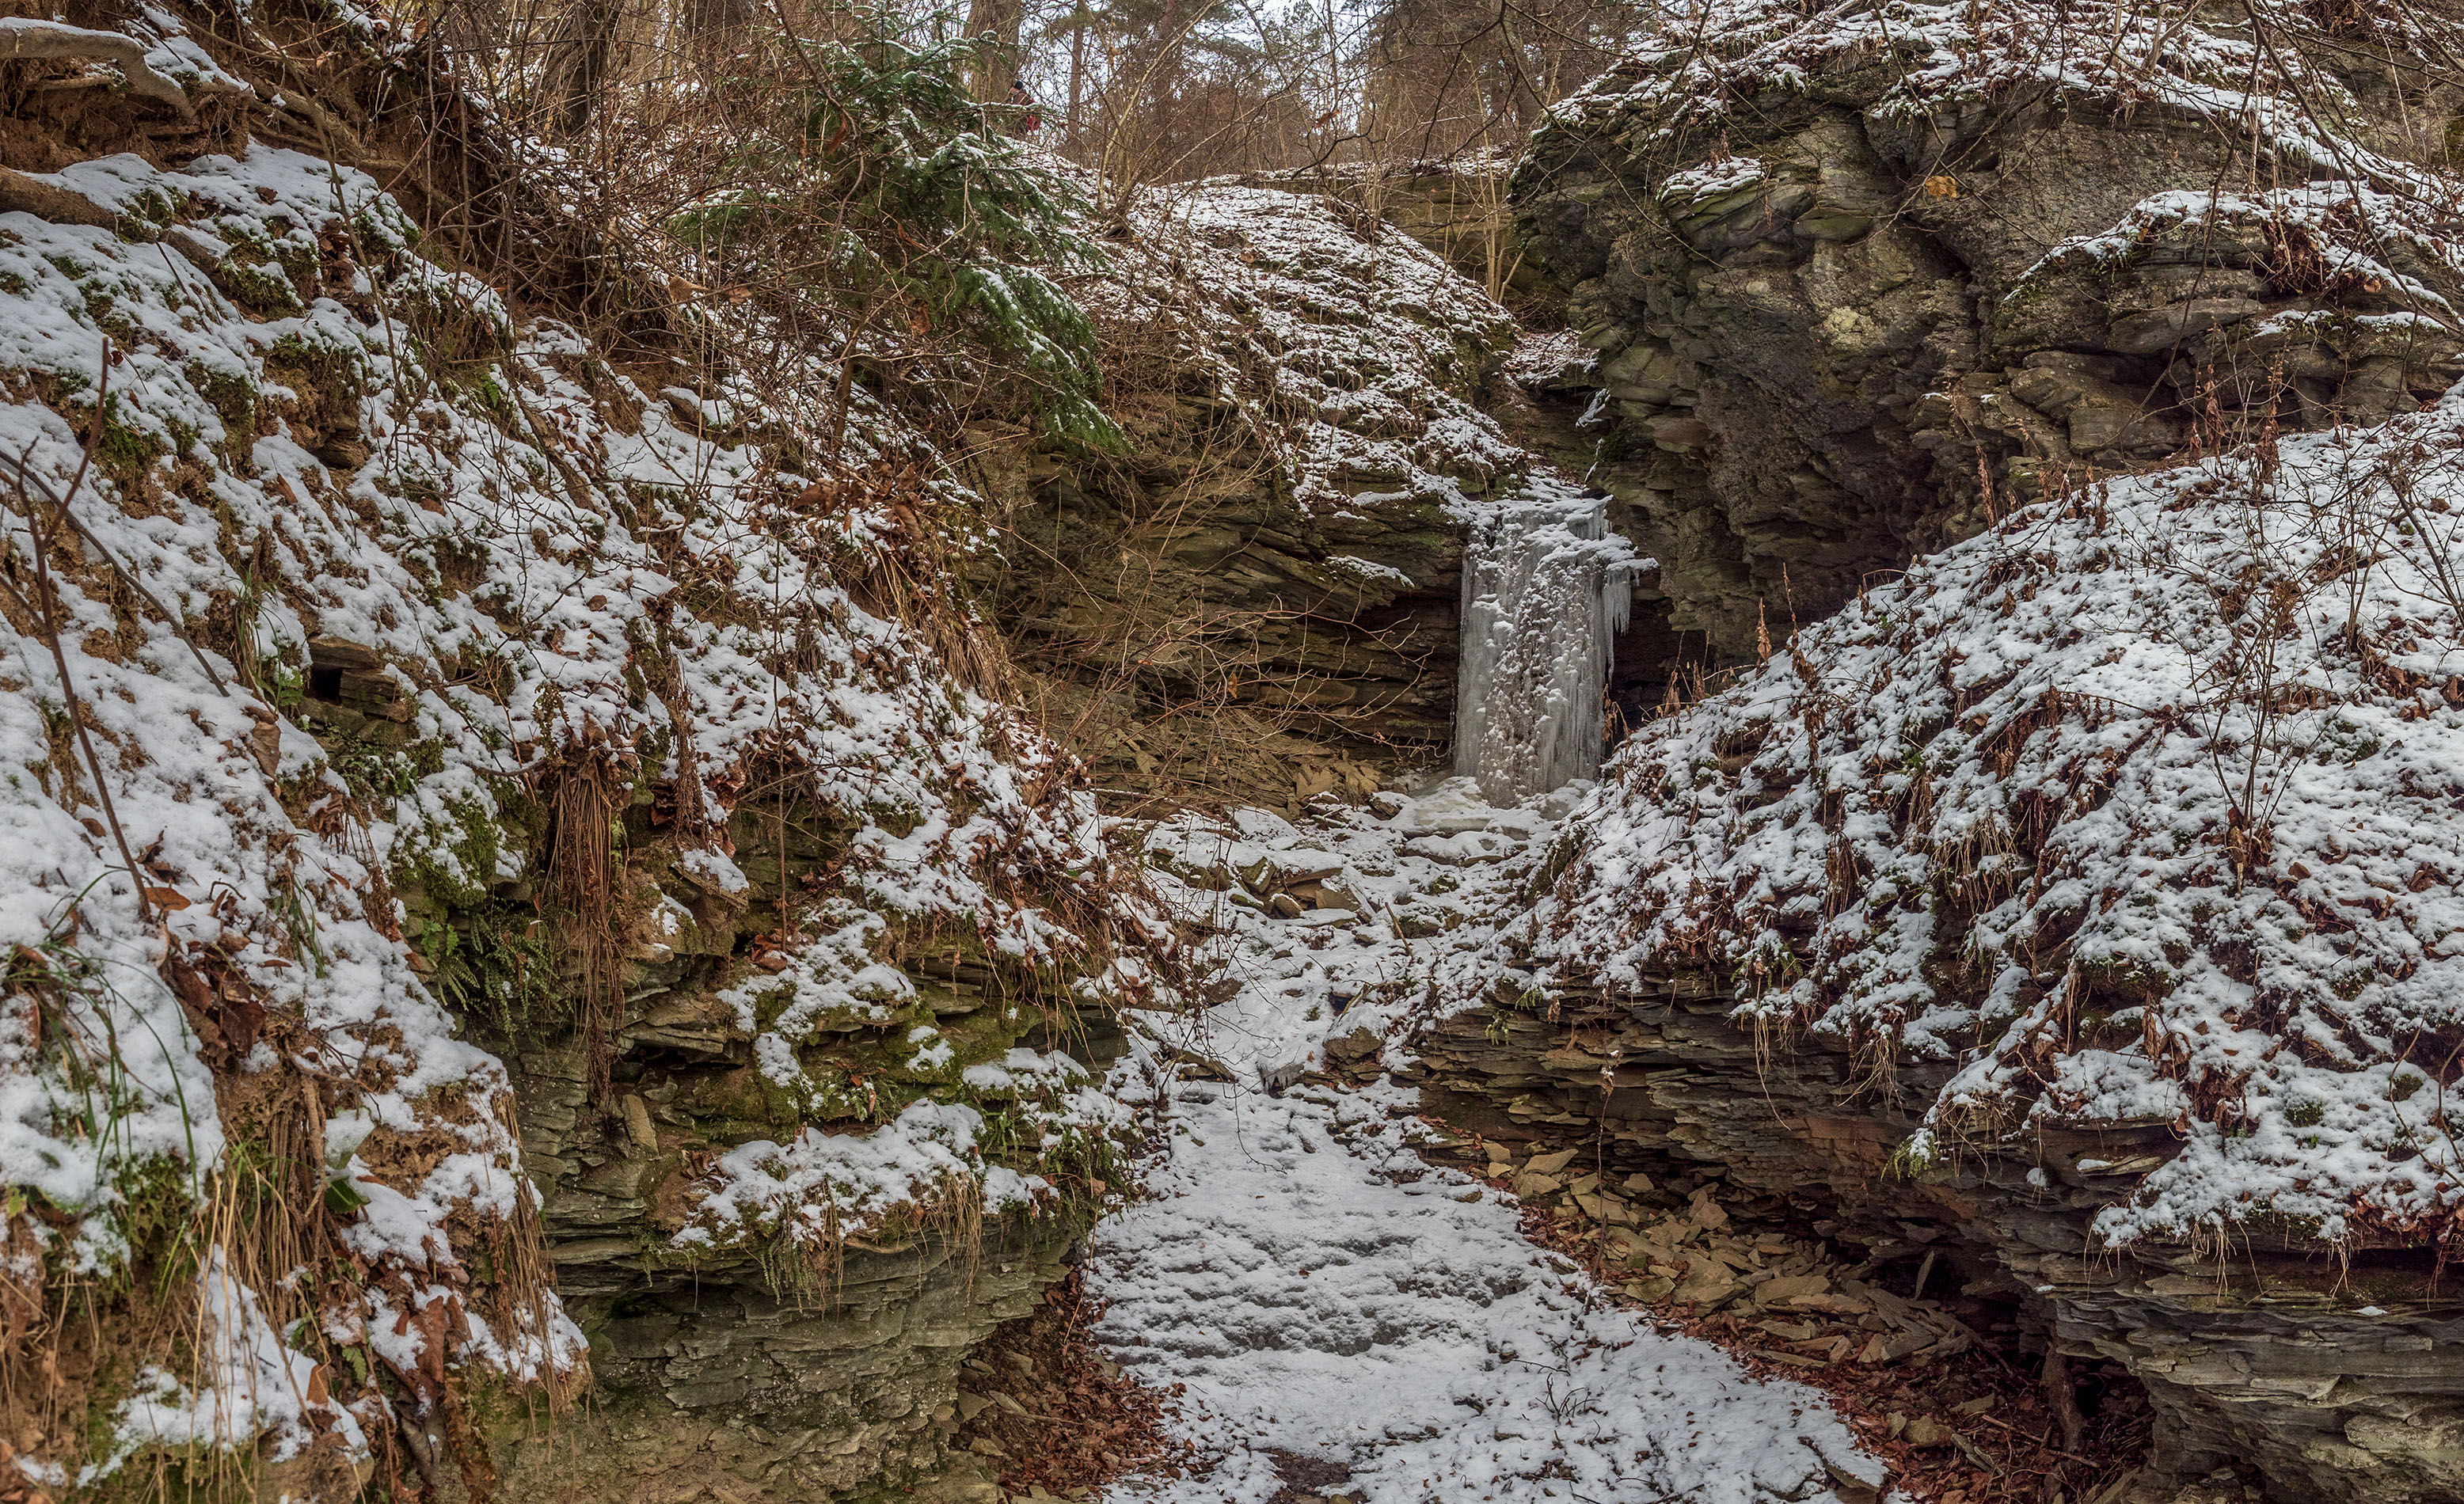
left=1510, top=22, right=2464, bottom=687
left=490, top=1181, right=1078, bottom=1504
left=986, top=415, right=1469, bottom=791
left=238, top=724, right=1127, bottom=1504
left=382, top=787, right=1126, bottom=1501
left=1405, top=981, right=2464, bottom=1503
left=978, top=182, right=1527, bottom=805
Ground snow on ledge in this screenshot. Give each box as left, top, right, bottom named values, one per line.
left=1520, top=388, right=2464, bottom=1249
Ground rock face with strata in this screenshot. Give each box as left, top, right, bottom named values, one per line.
left=989, top=423, right=1469, bottom=779
left=248, top=619, right=1131, bottom=1504
left=1509, top=5, right=2464, bottom=679
left=1475, top=19, right=2464, bottom=1486
left=979, top=181, right=1530, bottom=806
left=401, top=796, right=1124, bottom=1502
left=1405, top=974, right=2464, bottom=1502
left=492, top=1135, right=1076, bottom=1504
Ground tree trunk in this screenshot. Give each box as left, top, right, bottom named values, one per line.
left=1067, top=13, right=1086, bottom=147
left=683, top=0, right=751, bottom=74
left=546, top=0, right=626, bottom=135
left=964, top=0, right=1026, bottom=103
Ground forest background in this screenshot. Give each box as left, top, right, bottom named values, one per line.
left=417, top=0, right=1660, bottom=316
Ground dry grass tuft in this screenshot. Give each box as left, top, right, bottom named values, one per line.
left=545, top=724, right=637, bottom=1105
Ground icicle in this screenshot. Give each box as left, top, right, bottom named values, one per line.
left=1454, top=484, right=1643, bottom=803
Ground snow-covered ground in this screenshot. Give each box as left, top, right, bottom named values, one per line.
left=1087, top=786, right=1884, bottom=1504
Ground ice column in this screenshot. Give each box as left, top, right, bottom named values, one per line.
left=1454, top=485, right=1642, bottom=803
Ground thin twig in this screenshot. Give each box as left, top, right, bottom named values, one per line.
left=0, top=451, right=228, bottom=694
left=9, top=347, right=155, bottom=925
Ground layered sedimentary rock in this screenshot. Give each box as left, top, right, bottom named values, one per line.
left=1406, top=981, right=2464, bottom=1503
left=1488, top=17, right=2464, bottom=1490
left=371, top=665, right=1136, bottom=1498
left=475, top=999, right=1111, bottom=1502
left=0, top=9, right=1139, bottom=1498
left=979, top=182, right=1527, bottom=803
left=1511, top=0, right=2464, bottom=682
left=494, top=1119, right=1078, bottom=1504
left=992, top=420, right=1470, bottom=771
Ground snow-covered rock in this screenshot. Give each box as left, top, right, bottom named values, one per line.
left=1524, top=391, right=2464, bottom=1251
left=0, top=16, right=1142, bottom=1487
left=1514, top=0, right=2464, bottom=677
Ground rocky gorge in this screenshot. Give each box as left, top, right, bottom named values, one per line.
left=9, top=1, right=2464, bottom=1502
left=1507, top=0, right=2464, bottom=705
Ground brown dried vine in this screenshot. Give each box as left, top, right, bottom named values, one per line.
left=544, top=721, right=635, bottom=1105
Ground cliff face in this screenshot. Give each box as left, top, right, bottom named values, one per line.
left=979, top=182, right=1525, bottom=810
left=477, top=914, right=1116, bottom=1502
left=499, top=1166, right=1079, bottom=1504
left=1477, top=6, right=2464, bottom=1500
left=1510, top=0, right=2464, bottom=681
left=1407, top=981, right=2463, bottom=1504
left=0, top=7, right=1145, bottom=1498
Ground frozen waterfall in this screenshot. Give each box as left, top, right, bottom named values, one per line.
left=1454, top=486, right=1644, bottom=803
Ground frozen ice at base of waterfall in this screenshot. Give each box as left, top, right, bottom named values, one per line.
left=1091, top=789, right=1885, bottom=1504
left=1453, top=483, right=1645, bottom=806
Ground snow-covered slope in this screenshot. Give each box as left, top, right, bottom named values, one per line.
left=1518, top=394, right=2464, bottom=1249
left=1098, top=791, right=1884, bottom=1504
left=0, top=11, right=1139, bottom=1484
left=1115, top=180, right=1524, bottom=515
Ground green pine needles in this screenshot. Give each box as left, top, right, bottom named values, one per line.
left=672, top=5, right=1124, bottom=450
